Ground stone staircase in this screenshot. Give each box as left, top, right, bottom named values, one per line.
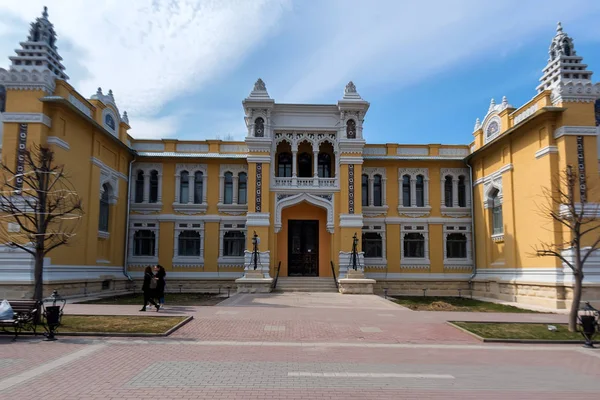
left=274, top=277, right=339, bottom=293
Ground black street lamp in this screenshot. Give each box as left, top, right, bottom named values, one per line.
left=42, top=290, right=66, bottom=341
left=578, top=302, right=599, bottom=348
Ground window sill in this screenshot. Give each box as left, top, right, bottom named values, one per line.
left=127, top=256, right=158, bottom=266
left=400, top=258, right=430, bottom=268
left=172, top=203, right=208, bottom=214
left=98, top=230, right=110, bottom=239
left=217, top=203, right=248, bottom=215
left=491, top=233, right=504, bottom=243
left=440, top=206, right=471, bottom=217
left=172, top=256, right=205, bottom=268
left=217, top=256, right=245, bottom=267
left=130, top=202, right=163, bottom=214
left=363, top=205, right=389, bottom=217
left=363, top=257, right=387, bottom=268
left=397, top=206, right=431, bottom=217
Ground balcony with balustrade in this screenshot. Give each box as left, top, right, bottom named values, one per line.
left=271, top=141, right=339, bottom=190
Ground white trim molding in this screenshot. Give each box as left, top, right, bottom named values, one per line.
left=440, top=168, right=471, bottom=217
left=362, top=167, right=389, bottom=217
left=131, top=162, right=164, bottom=214
left=218, top=222, right=247, bottom=267
left=127, top=220, right=159, bottom=266
left=535, top=145, right=559, bottom=159
left=362, top=223, right=387, bottom=269
left=400, top=224, right=430, bottom=269
left=46, top=136, right=70, bottom=151
left=218, top=164, right=249, bottom=215
left=473, top=163, right=513, bottom=186
left=559, top=202, right=600, bottom=218
left=339, top=214, right=363, bottom=228
left=172, top=222, right=205, bottom=268
left=397, top=167, right=431, bottom=217
left=1, top=112, right=52, bottom=128
left=553, top=125, right=598, bottom=139
left=275, top=193, right=335, bottom=233
left=173, top=163, right=208, bottom=214
left=246, top=212, right=271, bottom=227
left=442, top=224, right=473, bottom=271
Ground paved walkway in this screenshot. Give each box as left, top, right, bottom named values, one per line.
left=1, top=292, right=597, bottom=399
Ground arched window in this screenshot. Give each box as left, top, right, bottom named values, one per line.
left=0, top=85, right=6, bottom=113
left=563, top=40, right=571, bottom=56
left=373, top=175, right=382, bottom=207
left=594, top=98, right=600, bottom=127
left=238, top=172, right=247, bottom=205
left=278, top=152, right=292, bottom=177
left=105, top=114, right=116, bottom=131
left=361, top=174, right=369, bottom=206
left=224, top=172, right=233, bottom=204
left=254, top=117, right=265, bottom=137
left=194, top=171, right=203, bottom=204
left=179, top=171, right=189, bottom=204
left=134, top=170, right=144, bottom=203
left=444, top=176, right=453, bottom=207
left=402, top=175, right=411, bottom=207
left=178, top=230, right=201, bottom=257
left=98, top=183, right=111, bottom=232
left=318, top=153, right=331, bottom=178
left=446, top=233, right=467, bottom=258
left=491, top=188, right=503, bottom=235
left=458, top=175, right=466, bottom=207
left=346, top=119, right=356, bottom=139
left=223, top=231, right=245, bottom=256
left=404, top=233, right=424, bottom=258
left=149, top=170, right=159, bottom=203
left=362, top=232, right=382, bottom=258
left=416, top=175, right=424, bottom=207
left=298, top=152, right=312, bottom=177
left=133, top=230, right=155, bottom=256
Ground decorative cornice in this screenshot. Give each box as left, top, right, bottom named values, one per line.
left=553, top=125, right=597, bottom=139
left=339, top=213, right=363, bottom=227
left=535, top=145, right=559, bottom=159
left=0, top=68, right=56, bottom=93
left=397, top=147, right=428, bottom=156
left=473, top=163, right=513, bottom=186
left=46, top=136, right=70, bottom=151
left=1, top=112, right=52, bottom=127
left=91, top=157, right=128, bottom=181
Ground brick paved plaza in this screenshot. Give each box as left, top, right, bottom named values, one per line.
left=1, top=293, right=599, bottom=399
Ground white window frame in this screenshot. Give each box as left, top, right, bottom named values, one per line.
left=362, top=167, right=388, bottom=217
left=102, top=107, right=119, bottom=137
left=130, top=162, right=163, bottom=213
left=96, top=160, right=121, bottom=239
left=440, top=168, right=471, bottom=217
left=128, top=221, right=159, bottom=266
left=484, top=180, right=504, bottom=241
left=173, top=222, right=205, bottom=267
left=443, top=224, right=473, bottom=270
left=400, top=224, right=430, bottom=268
left=98, top=182, right=115, bottom=238
left=218, top=164, right=249, bottom=215
left=218, top=221, right=247, bottom=267
left=362, top=222, right=387, bottom=268
left=173, top=163, right=208, bottom=214
left=397, top=168, right=431, bottom=216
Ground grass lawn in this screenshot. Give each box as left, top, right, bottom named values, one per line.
left=452, top=321, right=585, bottom=341
left=391, top=296, right=540, bottom=313
left=81, top=292, right=224, bottom=306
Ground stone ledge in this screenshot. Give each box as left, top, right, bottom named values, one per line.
left=235, top=277, right=273, bottom=293
left=338, top=278, right=376, bottom=294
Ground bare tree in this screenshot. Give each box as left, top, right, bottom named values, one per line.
left=0, top=145, right=83, bottom=302
left=535, top=165, right=600, bottom=331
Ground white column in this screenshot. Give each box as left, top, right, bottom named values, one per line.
left=218, top=175, right=224, bottom=203
left=202, top=174, right=208, bottom=204
left=292, top=150, right=298, bottom=185
left=232, top=176, right=239, bottom=204
left=188, top=174, right=194, bottom=204
left=467, top=233, right=472, bottom=260
left=466, top=178, right=471, bottom=208
left=174, top=174, right=181, bottom=203
left=313, top=148, right=319, bottom=186
left=143, top=172, right=150, bottom=203
left=382, top=178, right=387, bottom=206
left=440, top=178, right=446, bottom=207
left=218, top=228, right=224, bottom=257
left=410, top=178, right=416, bottom=207
left=452, top=178, right=459, bottom=207
left=425, top=178, right=430, bottom=206
left=368, top=177, right=374, bottom=207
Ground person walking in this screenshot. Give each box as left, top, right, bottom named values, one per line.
left=140, top=266, right=159, bottom=312
left=155, top=264, right=166, bottom=309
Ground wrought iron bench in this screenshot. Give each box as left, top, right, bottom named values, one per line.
left=0, top=300, right=40, bottom=341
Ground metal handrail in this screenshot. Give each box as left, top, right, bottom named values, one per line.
left=330, top=261, right=339, bottom=289
left=272, top=261, right=281, bottom=289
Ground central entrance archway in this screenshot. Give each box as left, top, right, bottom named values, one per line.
left=288, top=220, right=319, bottom=276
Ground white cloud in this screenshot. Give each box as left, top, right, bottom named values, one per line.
left=0, top=0, right=290, bottom=118
left=277, top=0, right=600, bottom=103
left=128, top=114, right=182, bottom=140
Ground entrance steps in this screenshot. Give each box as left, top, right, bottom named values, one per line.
left=274, top=277, right=338, bottom=293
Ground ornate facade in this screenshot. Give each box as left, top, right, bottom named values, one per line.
left=1, top=10, right=599, bottom=308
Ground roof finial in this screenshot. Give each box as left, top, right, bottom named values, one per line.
left=488, top=98, right=496, bottom=112
left=253, top=78, right=266, bottom=92
left=96, top=87, right=103, bottom=96
left=122, top=111, right=129, bottom=124
left=557, top=22, right=563, bottom=34
left=502, top=96, right=508, bottom=106
left=108, top=89, right=114, bottom=100
left=345, top=81, right=357, bottom=94
left=42, top=6, right=48, bottom=19
left=474, top=118, right=481, bottom=131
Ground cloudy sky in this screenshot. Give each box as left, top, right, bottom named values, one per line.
left=1, top=0, right=599, bottom=144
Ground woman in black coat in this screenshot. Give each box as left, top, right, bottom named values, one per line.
left=140, top=266, right=159, bottom=312
left=155, top=265, right=166, bottom=308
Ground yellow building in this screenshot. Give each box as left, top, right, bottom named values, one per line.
left=1, top=10, right=599, bottom=308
